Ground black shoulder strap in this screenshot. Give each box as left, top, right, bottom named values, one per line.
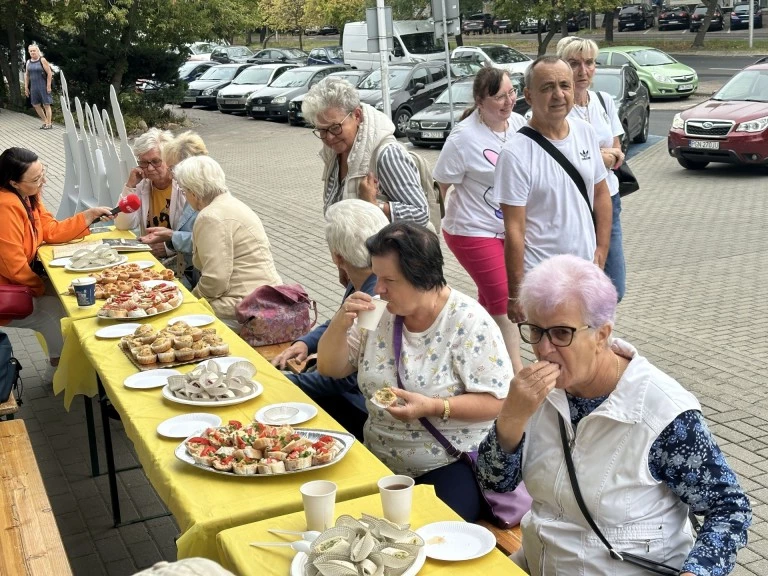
left=518, top=126, right=595, bottom=229
left=595, top=91, right=607, bottom=113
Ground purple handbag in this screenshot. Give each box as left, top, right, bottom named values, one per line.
left=394, top=315, right=532, bottom=529
left=236, top=284, right=317, bottom=347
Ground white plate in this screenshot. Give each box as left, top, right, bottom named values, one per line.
left=415, top=522, right=495, bottom=561
left=124, top=369, right=181, bottom=389
left=95, top=323, right=143, bottom=339
left=291, top=545, right=425, bottom=576
left=161, top=380, right=263, bottom=407
left=168, top=314, right=216, bottom=327
left=197, top=356, right=251, bottom=371
left=96, top=288, right=182, bottom=320
left=157, top=413, right=222, bottom=438
left=175, top=428, right=355, bottom=478
left=254, top=402, right=317, bottom=426
left=64, top=254, right=129, bottom=272
left=131, top=260, right=156, bottom=270
left=49, top=257, right=72, bottom=267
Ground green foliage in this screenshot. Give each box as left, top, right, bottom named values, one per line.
left=306, top=0, right=366, bottom=30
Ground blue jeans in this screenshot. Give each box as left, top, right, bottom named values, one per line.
left=604, top=193, right=626, bottom=301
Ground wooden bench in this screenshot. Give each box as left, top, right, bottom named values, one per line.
left=0, top=419, right=72, bottom=575
left=477, top=520, right=523, bottom=556
left=253, top=341, right=310, bottom=374
left=0, top=393, right=18, bottom=421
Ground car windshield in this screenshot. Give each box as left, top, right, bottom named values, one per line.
left=400, top=32, right=443, bottom=55
left=483, top=46, right=529, bottom=64
left=359, top=68, right=412, bottom=90
left=330, top=72, right=365, bottom=85
left=693, top=6, right=709, bottom=14
left=450, top=61, right=483, bottom=77
left=591, top=73, right=623, bottom=99
left=231, top=47, right=253, bottom=57
left=189, top=43, right=217, bottom=55
left=734, top=5, right=752, bottom=13
left=270, top=69, right=314, bottom=87
left=199, top=67, right=237, bottom=81
left=179, top=62, right=203, bottom=75
left=712, top=69, right=768, bottom=101
left=284, top=49, right=307, bottom=58
left=325, top=46, right=343, bottom=59
left=435, top=83, right=474, bottom=104
left=233, top=67, right=274, bottom=84
left=621, top=6, right=640, bottom=13
left=625, top=49, right=676, bottom=66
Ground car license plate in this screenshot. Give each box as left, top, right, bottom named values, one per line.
left=678, top=83, right=694, bottom=91
left=669, top=20, right=678, bottom=23
left=625, top=22, right=635, bottom=27
left=689, top=140, right=719, bottom=150
left=184, top=96, right=197, bottom=103
left=422, top=131, right=443, bottom=139
left=253, top=106, right=266, bottom=112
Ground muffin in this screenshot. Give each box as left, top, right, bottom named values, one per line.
left=188, top=327, right=203, bottom=342
left=174, top=347, right=195, bottom=362
left=135, top=346, right=157, bottom=365
left=191, top=341, right=210, bottom=359
left=150, top=337, right=172, bottom=354
left=156, top=349, right=176, bottom=363
left=210, top=340, right=229, bottom=356
left=201, top=327, right=217, bottom=337
left=134, top=325, right=154, bottom=337
left=173, top=335, right=193, bottom=350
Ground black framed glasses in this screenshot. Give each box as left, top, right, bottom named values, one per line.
left=312, top=111, right=353, bottom=139
left=518, top=323, right=591, bottom=347
left=137, top=158, right=164, bottom=169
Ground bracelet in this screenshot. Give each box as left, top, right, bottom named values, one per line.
left=441, top=398, right=451, bottom=421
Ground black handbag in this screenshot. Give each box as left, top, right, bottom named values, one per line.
left=595, top=92, right=640, bottom=197
left=557, top=414, right=680, bottom=575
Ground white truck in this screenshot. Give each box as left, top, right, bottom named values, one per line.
left=342, top=20, right=446, bottom=70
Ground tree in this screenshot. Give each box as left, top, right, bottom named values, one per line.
left=308, top=0, right=365, bottom=43
left=262, top=0, right=309, bottom=50
left=692, top=0, right=718, bottom=48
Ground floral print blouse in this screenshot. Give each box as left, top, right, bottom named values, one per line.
left=477, top=393, right=752, bottom=575
left=347, top=288, right=512, bottom=476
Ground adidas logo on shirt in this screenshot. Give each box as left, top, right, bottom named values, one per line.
left=579, top=149, right=591, bottom=161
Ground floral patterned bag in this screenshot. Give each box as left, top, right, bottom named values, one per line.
left=236, top=284, right=317, bottom=347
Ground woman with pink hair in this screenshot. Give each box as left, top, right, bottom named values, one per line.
left=476, top=254, right=750, bottom=576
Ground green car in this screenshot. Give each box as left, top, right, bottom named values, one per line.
left=596, top=46, right=698, bottom=99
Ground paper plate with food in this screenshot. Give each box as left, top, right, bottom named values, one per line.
left=175, top=423, right=355, bottom=477
left=64, top=245, right=128, bottom=272
left=162, top=359, right=262, bottom=406
left=97, top=282, right=182, bottom=319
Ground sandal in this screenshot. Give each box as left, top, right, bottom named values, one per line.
left=43, top=124, right=53, bottom=130
left=39, top=124, right=46, bottom=129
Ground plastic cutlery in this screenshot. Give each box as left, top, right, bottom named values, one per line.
left=249, top=540, right=312, bottom=553
left=268, top=529, right=321, bottom=541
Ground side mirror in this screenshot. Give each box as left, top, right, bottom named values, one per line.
left=627, top=90, right=637, bottom=99
left=412, top=82, right=425, bottom=93
left=280, top=56, right=287, bottom=61
left=193, top=72, right=203, bottom=79
left=393, top=47, right=404, bottom=58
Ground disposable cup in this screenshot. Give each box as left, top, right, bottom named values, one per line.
left=300, top=480, right=337, bottom=531
left=72, top=277, right=97, bottom=307
left=357, top=296, right=388, bottom=331
left=378, top=474, right=414, bottom=525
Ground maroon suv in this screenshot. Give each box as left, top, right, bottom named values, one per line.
left=668, top=59, right=768, bottom=170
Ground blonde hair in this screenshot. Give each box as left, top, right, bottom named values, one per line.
left=556, top=36, right=599, bottom=62
left=163, top=131, right=208, bottom=168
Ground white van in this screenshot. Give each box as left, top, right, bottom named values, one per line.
left=343, top=20, right=446, bottom=71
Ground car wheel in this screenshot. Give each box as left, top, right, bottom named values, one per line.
left=633, top=109, right=649, bottom=143
left=180, top=103, right=193, bottom=109
left=394, top=108, right=411, bottom=137
left=677, top=158, right=709, bottom=170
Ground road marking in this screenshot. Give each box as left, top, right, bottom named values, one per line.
left=644, top=28, right=651, bottom=34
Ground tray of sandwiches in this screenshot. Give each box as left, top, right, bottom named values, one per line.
left=66, top=265, right=175, bottom=300
left=98, top=281, right=182, bottom=319
left=176, top=422, right=354, bottom=477
left=119, top=322, right=230, bottom=371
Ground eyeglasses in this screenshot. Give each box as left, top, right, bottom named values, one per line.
left=22, top=166, right=46, bottom=185
left=312, top=111, right=353, bottom=139
left=491, top=89, right=517, bottom=103
left=137, top=158, right=164, bottom=169
left=518, top=323, right=592, bottom=347
left=567, top=58, right=596, bottom=69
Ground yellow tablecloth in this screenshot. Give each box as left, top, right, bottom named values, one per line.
left=69, top=309, right=391, bottom=561
left=216, top=485, right=525, bottom=576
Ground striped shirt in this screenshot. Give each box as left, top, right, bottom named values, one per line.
left=325, top=143, right=429, bottom=226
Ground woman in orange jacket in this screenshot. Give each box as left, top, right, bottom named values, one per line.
left=0, top=147, right=112, bottom=368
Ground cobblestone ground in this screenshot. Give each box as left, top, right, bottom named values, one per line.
left=1, top=106, right=767, bottom=575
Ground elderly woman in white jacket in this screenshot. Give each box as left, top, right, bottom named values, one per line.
left=172, top=155, right=281, bottom=328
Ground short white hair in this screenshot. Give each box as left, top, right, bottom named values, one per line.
left=302, top=77, right=360, bottom=126
left=133, top=127, right=173, bottom=157
left=556, top=36, right=599, bottom=62
left=173, top=155, right=228, bottom=206
left=325, top=199, right=389, bottom=269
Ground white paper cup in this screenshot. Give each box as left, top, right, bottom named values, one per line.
left=72, top=277, right=97, bottom=307
left=357, top=296, right=388, bottom=331
left=300, top=480, right=337, bottom=531
left=378, top=474, right=414, bottom=525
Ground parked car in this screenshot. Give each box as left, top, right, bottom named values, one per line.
left=689, top=4, right=724, bottom=31
left=492, top=18, right=513, bottom=33
left=464, top=13, right=494, bottom=34
left=596, top=46, right=698, bottom=98
left=288, top=69, right=371, bottom=125
left=591, top=66, right=650, bottom=152
left=406, top=74, right=528, bottom=147
left=519, top=17, right=548, bottom=33
left=462, top=19, right=485, bottom=35
left=618, top=4, right=655, bottom=31
left=448, top=59, right=485, bottom=78
left=187, top=42, right=221, bottom=61
left=248, top=48, right=308, bottom=65
left=179, top=61, right=218, bottom=84
left=246, top=64, right=348, bottom=121
left=668, top=61, right=768, bottom=170
left=564, top=11, right=590, bottom=31
left=210, top=46, right=254, bottom=64
left=730, top=3, right=763, bottom=29
left=216, top=63, right=298, bottom=113
left=305, top=25, right=320, bottom=36
left=317, top=25, right=340, bottom=35
left=451, top=44, right=532, bottom=75
left=357, top=62, right=452, bottom=137
left=658, top=5, right=691, bottom=30
left=307, top=46, right=344, bottom=66
left=182, top=63, right=252, bottom=107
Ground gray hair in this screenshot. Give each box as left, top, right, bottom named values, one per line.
left=524, top=55, right=567, bottom=92
left=163, top=131, right=208, bottom=168
left=325, top=199, right=389, bottom=269
left=133, top=127, right=173, bottom=158
left=173, top=155, right=228, bottom=206
left=302, top=77, right=360, bottom=126
left=556, top=36, right=599, bottom=62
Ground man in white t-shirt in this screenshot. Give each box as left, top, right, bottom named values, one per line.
left=493, top=56, right=611, bottom=323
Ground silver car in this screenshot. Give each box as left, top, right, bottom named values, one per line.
left=216, top=63, right=298, bottom=113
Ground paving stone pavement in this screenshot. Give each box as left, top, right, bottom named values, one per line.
left=1, top=106, right=767, bottom=575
